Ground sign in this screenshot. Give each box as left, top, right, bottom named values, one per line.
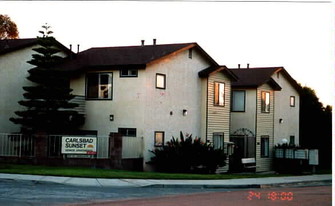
left=61, top=136, right=97, bottom=155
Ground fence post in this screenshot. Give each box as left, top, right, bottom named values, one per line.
left=19, top=134, right=22, bottom=158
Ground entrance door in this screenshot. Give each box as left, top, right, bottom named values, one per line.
left=229, top=128, right=256, bottom=172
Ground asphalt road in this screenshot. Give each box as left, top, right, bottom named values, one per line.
left=0, top=179, right=238, bottom=206
left=68, top=185, right=332, bottom=206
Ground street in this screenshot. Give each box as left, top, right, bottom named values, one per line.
left=0, top=179, right=331, bottom=206
left=69, top=185, right=332, bottom=206
left=0, top=179, right=236, bottom=206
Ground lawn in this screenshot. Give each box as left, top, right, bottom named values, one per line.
left=1, top=164, right=327, bottom=180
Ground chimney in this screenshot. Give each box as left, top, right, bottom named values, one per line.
left=69, top=44, right=72, bottom=52
left=238, top=64, right=240, bottom=69
left=153, top=38, right=157, bottom=45
left=77, top=44, right=80, bottom=53
left=141, top=40, right=145, bottom=46
left=247, top=63, right=250, bottom=69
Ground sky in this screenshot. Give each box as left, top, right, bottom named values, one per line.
left=1, top=1, right=334, bottom=106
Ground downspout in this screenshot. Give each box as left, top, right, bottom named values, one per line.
left=206, top=77, right=209, bottom=143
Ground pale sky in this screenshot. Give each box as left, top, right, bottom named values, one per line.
left=1, top=1, right=334, bottom=106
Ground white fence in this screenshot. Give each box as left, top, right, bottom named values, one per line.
left=122, top=136, right=143, bottom=159
left=0, top=133, right=34, bottom=157
left=0, top=133, right=143, bottom=159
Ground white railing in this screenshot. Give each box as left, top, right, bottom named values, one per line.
left=0, top=133, right=34, bottom=157
left=122, top=136, right=143, bottom=159
left=0, top=133, right=143, bottom=159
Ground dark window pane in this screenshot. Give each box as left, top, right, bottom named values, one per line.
left=87, top=73, right=99, bottom=98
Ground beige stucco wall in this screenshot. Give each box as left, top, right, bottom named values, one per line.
left=272, top=71, right=300, bottom=145
left=230, top=89, right=257, bottom=135
left=70, top=48, right=213, bottom=170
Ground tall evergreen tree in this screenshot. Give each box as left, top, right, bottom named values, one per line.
left=10, top=24, right=84, bottom=134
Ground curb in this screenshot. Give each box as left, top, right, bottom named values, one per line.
left=142, top=180, right=332, bottom=189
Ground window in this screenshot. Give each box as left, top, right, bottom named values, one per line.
left=188, top=48, right=193, bottom=59
left=214, top=82, right=225, bottom=106
left=290, top=96, right=295, bottom=107
left=86, top=73, right=113, bottom=100
left=156, top=73, right=166, bottom=89
left=261, top=91, right=270, bottom=113
left=118, top=128, right=136, bottom=137
left=232, top=90, right=245, bottom=112
left=120, top=69, right=138, bottom=77
left=289, top=136, right=295, bottom=146
left=154, top=131, right=164, bottom=147
left=213, top=132, right=224, bottom=150
left=261, top=136, right=269, bottom=158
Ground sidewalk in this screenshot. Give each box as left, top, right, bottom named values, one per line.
left=0, top=173, right=331, bottom=188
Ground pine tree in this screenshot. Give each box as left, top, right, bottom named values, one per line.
left=10, top=24, right=84, bottom=134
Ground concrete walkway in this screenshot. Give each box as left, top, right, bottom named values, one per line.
left=0, top=173, right=331, bottom=188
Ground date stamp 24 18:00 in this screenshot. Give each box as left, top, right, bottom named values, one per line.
left=247, top=191, right=294, bottom=201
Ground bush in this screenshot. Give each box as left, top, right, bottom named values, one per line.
left=148, top=132, right=226, bottom=174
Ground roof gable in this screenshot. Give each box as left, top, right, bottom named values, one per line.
left=0, top=38, right=73, bottom=56
left=57, top=42, right=218, bottom=72
left=199, top=65, right=238, bottom=81
left=0, top=38, right=38, bottom=55
left=229, top=67, right=301, bottom=93
left=229, top=67, right=282, bottom=90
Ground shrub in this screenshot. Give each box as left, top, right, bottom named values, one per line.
left=148, top=132, right=226, bottom=174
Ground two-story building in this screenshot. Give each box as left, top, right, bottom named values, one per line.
left=54, top=41, right=237, bottom=170
left=229, top=67, right=301, bottom=172
left=0, top=38, right=301, bottom=172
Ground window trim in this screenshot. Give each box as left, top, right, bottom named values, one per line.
left=261, top=91, right=270, bottom=113
left=290, top=96, right=295, bottom=107
left=156, top=73, right=166, bottom=89
left=231, top=90, right=246, bottom=112
left=120, top=69, right=138, bottom=78
left=85, top=72, right=113, bottom=100
left=261, top=135, right=270, bottom=158
left=154, top=131, right=165, bottom=147
left=214, top=82, right=225, bottom=107
left=118, top=128, right=137, bottom=137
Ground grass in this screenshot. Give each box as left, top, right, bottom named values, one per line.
left=1, top=164, right=329, bottom=180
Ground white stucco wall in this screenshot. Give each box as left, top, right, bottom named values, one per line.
left=272, top=71, right=300, bottom=145
left=0, top=47, right=34, bottom=133
left=70, top=48, right=213, bottom=170
left=0, top=45, right=69, bottom=133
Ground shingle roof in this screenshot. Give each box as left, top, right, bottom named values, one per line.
left=0, top=38, right=38, bottom=55
left=229, top=67, right=282, bottom=90
left=58, top=43, right=218, bottom=72
left=229, top=67, right=302, bottom=93
left=198, top=65, right=238, bottom=81
left=0, top=38, right=73, bottom=56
